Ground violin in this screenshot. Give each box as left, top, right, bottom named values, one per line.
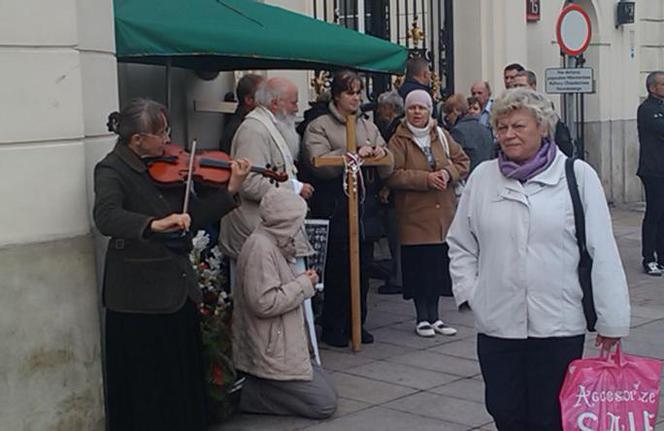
left=145, top=144, right=288, bottom=187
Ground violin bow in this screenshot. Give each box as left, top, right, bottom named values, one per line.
left=182, top=139, right=197, bottom=217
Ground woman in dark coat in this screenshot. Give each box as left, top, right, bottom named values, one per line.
left=94, top=98, right=250, bottom=431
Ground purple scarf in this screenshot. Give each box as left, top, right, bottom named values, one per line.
left=498, top=138, right=557, bottom=182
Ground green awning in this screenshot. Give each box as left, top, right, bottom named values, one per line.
left=114, top=0, right=407, bottom=74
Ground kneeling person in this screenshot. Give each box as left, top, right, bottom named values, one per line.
left=232, top=189, right=337, bottom=419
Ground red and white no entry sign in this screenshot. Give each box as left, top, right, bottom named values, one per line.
left=556, top=4, right=592, bottom=56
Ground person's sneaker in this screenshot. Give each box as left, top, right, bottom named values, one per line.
left=361, top=329, right=374, bottom=344
left=415, top=321, right=435, bottom=337
left=432, top=320, right=457, bottom=336
left=644, top=262, right=663, bottom=277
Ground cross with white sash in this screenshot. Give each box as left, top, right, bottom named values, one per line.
left=314, top=114, right=391, bottom=352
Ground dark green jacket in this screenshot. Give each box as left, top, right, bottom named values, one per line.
left=93, top=143, right=238, bottom=313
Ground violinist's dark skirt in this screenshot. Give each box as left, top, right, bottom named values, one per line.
left=105, top=301, right=207, bottom=431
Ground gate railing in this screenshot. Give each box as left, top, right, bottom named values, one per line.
left=312, top=0, right=454, bottom=100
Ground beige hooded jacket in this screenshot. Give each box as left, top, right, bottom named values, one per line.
left=232, top=189, right=315, bottom=381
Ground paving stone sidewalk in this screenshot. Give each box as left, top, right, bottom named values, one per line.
left=215, top=205, right=664, bottom=431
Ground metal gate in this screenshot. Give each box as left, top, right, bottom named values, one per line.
left=312, top=0, right=454, bottom=100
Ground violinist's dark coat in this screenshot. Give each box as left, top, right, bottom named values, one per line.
left=93, top=142, right=238, bottom=313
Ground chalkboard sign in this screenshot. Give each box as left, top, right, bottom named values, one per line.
left=304, top=219, right=330, bottom=291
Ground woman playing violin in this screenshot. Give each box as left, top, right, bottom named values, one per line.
left=94, top=98, right=250, bottom=431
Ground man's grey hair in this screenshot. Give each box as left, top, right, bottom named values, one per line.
left=377, top=91, right=404, bottom=115
left=490, top=88, right=557, bottom=136
left=646, top=71, right=664, bottom=94
left=254, top=78, right=292, bottom=107
left=517, top=70, right=537, bottom=88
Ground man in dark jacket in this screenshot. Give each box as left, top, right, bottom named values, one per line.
left=637, top=71, right=664, bottom=276
left=398, top=57, right=432, bottom=99
left=398, top=57, right=437, bottom=118
left=374, top=90, right=405, bottom=294
left=219, top=74, right=264, bottom=153
left=376, top=90, right=404, bottom=142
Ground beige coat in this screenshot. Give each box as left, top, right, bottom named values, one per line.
left=302, top=102, right=394, bottom=179
left=232, top=190, right=316, bottom=381
left=386, top=121, right=469, bottom=245
left=219, top=106, right=313, bottom=259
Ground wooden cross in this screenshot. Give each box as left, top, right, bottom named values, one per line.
left=313, top=114, right=391, bottom=352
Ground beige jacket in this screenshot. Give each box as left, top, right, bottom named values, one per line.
left=232, top=189, right=315, bottom=381
left=219, top=106, right=313, bottom=259
left=386, top=121, right=469, bottom=245
left=302, top=102, right=394, bottom=179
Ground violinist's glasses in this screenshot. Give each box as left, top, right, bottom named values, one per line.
left=141, top=126, right=172, bottom=139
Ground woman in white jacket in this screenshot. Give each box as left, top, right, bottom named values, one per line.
left=447, top=88, right=630, bottom=431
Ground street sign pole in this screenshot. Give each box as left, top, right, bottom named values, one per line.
left=555, top=3, right=592, bottom=159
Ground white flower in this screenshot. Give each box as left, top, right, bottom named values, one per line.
left=211, top=246, right=223, bottom=260
left=192, top=230, right=210, bottom=252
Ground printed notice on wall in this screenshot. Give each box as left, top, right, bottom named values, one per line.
left=304, top=219, right=330, bottom=291
left=545, top=68, right=594, bottom=94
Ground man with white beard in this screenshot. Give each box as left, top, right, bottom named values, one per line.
left=220, top=77, right=315, bottom=276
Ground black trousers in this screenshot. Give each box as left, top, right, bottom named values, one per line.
left=321, top=239, right=370, bottom=337
left=477, top=334, right=584, bottom=431
left=641, top=176, right=664, bottom=264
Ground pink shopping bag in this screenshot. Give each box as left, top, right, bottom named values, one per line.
left=560, top=343, right=662, bottom=431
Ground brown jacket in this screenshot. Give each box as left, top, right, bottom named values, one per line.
left=232, top=190, right=315, bottom=381
left=386, top=122, right=469, bottom=245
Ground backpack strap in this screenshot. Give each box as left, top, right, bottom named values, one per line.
left=565, top=158, right=587, bottom=254
left=565, top=157, right=597, bottom=332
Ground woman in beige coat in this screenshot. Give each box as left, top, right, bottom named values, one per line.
left=303, top=70, right=394, bottom=347
left=386, top=90, right=469, bottom=337
left=233, top=189, right=337, bottom=419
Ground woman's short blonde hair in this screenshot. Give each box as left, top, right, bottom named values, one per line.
left=490, top=88, right=557, bottom=136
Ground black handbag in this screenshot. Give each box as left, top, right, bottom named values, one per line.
left=564, top=158, right=597, bottom=332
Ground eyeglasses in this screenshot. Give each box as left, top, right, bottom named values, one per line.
left=495, top=123, right=528, bottom=136
left=141, top=126, right=171, bottom=139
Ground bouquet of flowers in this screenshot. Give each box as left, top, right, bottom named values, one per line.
left=190, top=230, right=241, bottom=423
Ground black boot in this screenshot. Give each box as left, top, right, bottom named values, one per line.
left=321, top=329, right=349, bottom=348
left=361, top=329, right=374, bottom=344
left=377, top=282, right=402, bottom=295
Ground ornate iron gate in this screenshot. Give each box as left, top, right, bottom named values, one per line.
left=312, top=0, right=454, bottom=101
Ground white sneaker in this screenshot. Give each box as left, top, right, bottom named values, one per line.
left=644, top=262, right=663, bottom=277
left=415, top=321, right=435, bottom=337
left=432, top=320, right=457, bottom=336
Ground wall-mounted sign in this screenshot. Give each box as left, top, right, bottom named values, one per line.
left=545, top=68, right=594, bottom=94
left=556, top=4, right=592, bottom=56
left=527, top=0, right=541, bottom=22
left=616, top=1, right=635, bottom=27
